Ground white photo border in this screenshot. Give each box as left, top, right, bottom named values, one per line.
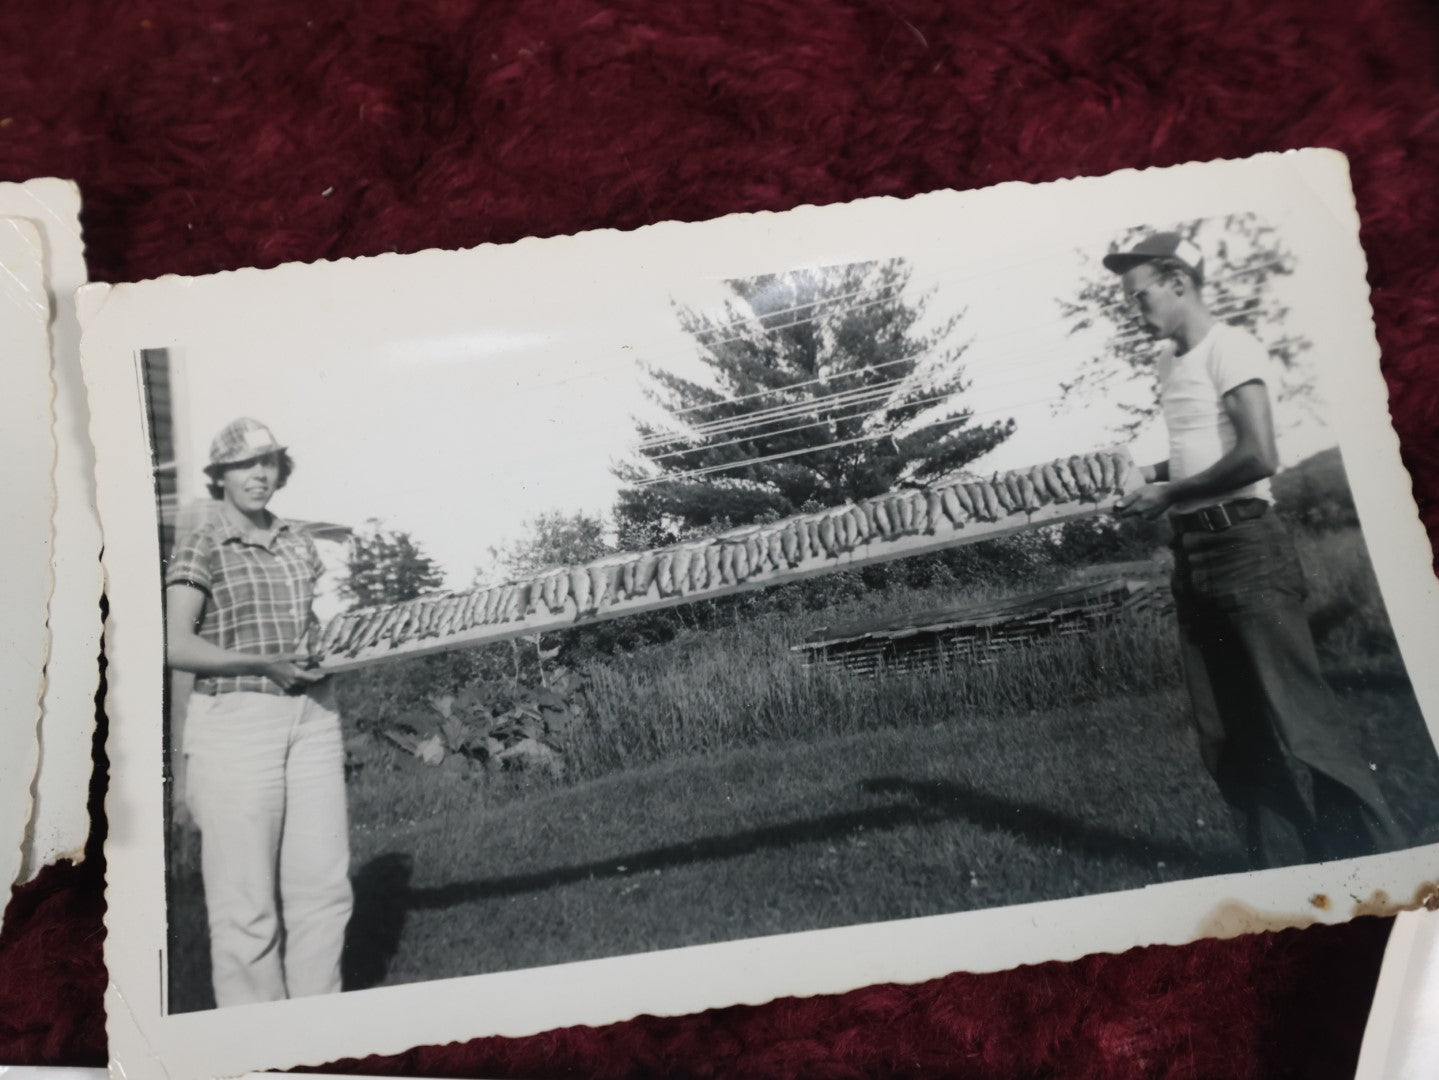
left=86, top=149, right=1439, bottom=1079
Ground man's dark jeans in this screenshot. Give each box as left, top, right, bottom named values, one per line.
left=1170, top=511, right=1404, bottom=868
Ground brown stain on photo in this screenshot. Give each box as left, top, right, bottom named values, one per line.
left=1196, top=901, right=1318, bottom=940
left=1349, top=880, right=1439, bottom=918
left=1196, top=880, right=1439, bottom=941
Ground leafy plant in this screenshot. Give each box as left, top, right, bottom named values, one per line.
left=373, top=666, right=591, bottom=779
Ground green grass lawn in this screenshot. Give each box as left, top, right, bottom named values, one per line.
left=166, top=666, right=1439, bottom=1011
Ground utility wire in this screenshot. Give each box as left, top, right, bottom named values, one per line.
left=631, top=392, right=1055, bottom=487
left=647, top=388, right=965, bottom=462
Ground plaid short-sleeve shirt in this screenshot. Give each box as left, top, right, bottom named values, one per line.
left=166, top=511, right=324, bottom=695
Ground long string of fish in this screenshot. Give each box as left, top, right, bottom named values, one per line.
left=306, top=448, right=1134, bottom=663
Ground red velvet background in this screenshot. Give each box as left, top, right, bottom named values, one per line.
left=2, top=1, right=1437, bottom=1076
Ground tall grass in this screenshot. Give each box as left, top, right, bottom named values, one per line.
left=1294, top=527, right=1405, bottom=667
left=569, top=599, right=1181, bottom=783
left=564, top=524, right=1406, bottom=784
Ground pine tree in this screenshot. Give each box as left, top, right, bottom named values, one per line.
left=616, top=258, right=1013, bottom=537
left=1058, top=213, right=1312, bottom=438
left=343, top=519, right=446, bottom=609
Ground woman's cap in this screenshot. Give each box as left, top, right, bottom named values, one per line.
left=1101, top=232, right=1205, bottom=284
left=205, top=418, right=286, bottom=473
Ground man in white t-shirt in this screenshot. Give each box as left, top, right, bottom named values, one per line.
left=1105, top=232, right=1402, bottom=869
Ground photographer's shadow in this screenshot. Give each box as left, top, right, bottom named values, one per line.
left=342, top=852, right=413, bottom=992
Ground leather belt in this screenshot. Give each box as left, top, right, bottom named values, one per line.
left=1170, top=497, right=1270, bottom=534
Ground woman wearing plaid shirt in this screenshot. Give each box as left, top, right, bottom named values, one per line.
left=165, top=417, right=352, bottom=1008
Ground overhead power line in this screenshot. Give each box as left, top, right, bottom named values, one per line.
left=631, top=392, right=1053, bottom=488
left=647, top=388, right=964, bottom=462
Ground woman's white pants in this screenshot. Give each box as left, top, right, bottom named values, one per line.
left=183, top=686, right=352, bottom=1007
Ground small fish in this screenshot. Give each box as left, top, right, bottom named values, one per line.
left=781, top=524, right=798, bottom=566
left=818, top=514, right=838, bottom=555
left=485, top=586, right=506, bottom=624
left=330, top=614, right=361, bottom=655
left=405, top=601, right=425, bottom=641
left=747, top=533, right=768, bottom=572
left=862, top=500, right=879, bottom=537
left=909, top=490, right=929, bottom=534
left=1053, top=458, right=1081, bottom=500
left=609, top=566, right=630, bottom=604
left=1113, top=453, right=1132, bottom=492
left=1087, top=451, right=1110, bottom=494
left=656, top=551, right=676, bottom=596
left=385, top=603, right=412, bottom=645
left=951, top=482, right=976, bottom=519
left=395, top=604, right=420, bottom=642
left=415, top=599, right=441, bottom=638
left=940, top=486, right=964, bottom=527
left=633, top=553, right=657, bottom=597
left=978, top=481, right=1001, bottom=520
left=704, top=544, right=723, bottom=588
left=790, top=520, right=809, bottom=562
left=925, top=490, right=944, bottom=534
left=587, top=564, right=609, bottom=611
left=1069, top=455, right=1096, bottom=498
left=719, top=542, right=737, bottom=585
left=451, top=591, right=476, bottom=631
left=672, top=547, right=694, bottom=595
left=372, top=604, right=404, bottom=646
left=370, top=607, right=397, bottom=647
left=338, top=613, right=367, bottom=652
left=733, top=540, right=751, bottom=581
left=551, top=571, right=571, bottom=613
left=1018, top=473, right=1042, bottom=512
left=481, top=586, right=502, bottom=624
left=597, top=564, right=619, bottom=609
left=894, top=494, right=914, bottom=534
left=569, top=568, right=591, bottom=615
left=1004, top=473, right=1025, bottom=512
left=318, top=615, right=348, bottom=655
left=428, top=597, right=454, bottom=636
left=850, top=506, right=870, bottom=544
left=345, top=610, right=379, bottom=654
left=497, top=584, right=516, bottom=622
left=767, top=529, right=786, bottom=569
left=451, top=593, right=475, bottom=632
left=989, top=474, right=1012, bottom=513
left=805, top=518, right=823, bottom=555
left=1039, top=462, right=1065, bottom=503
left=872, top=499, right=893, bottom=537
left=1029, top=465, right=1050, bottom=504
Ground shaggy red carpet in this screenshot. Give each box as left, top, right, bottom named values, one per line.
left=2, top=1, right=1437, bottom=1077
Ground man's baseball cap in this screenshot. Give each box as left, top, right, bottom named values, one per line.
left=1101, top=232, right=1205, bottom=285
left=205, top=417, right=286, bottom=473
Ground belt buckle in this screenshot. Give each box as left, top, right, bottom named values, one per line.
left=1197, top=503, right=1233, bottom=532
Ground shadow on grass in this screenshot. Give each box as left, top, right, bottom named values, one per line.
left=343, top=853, right=415, bottom=991
left=341, top=776, right=1237, bottom=986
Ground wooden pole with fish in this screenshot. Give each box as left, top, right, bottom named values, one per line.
left=308, top=446, right=1140, bottom=673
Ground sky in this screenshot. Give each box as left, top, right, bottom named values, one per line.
left=167, top=236, right=1335, bottom=589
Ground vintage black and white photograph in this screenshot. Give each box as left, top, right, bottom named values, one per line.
left=88, top=150, right=1439, bottom=1078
